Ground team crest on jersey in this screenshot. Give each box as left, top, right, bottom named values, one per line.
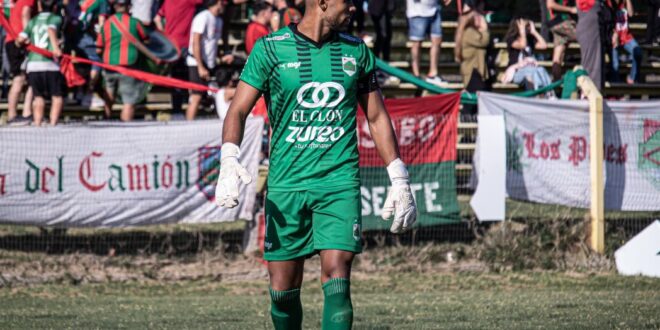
left=196, top=146, right=222, bottom=201
left=342, top=56, right=356, bottom=77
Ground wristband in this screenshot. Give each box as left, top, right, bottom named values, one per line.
left=386, top=158, right=409, bottom=185
left=221, top=142, right=240, bottom=161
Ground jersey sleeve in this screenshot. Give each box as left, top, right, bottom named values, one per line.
left=357, top=42, right=379, bottom=94
left=47, top=14, right=62, bottom=31
left=190, top=13, right=205, bottom=35
left=239, top=38, right=273, bottom=92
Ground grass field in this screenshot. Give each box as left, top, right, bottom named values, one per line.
left=1, top=270, right=658, bottom=329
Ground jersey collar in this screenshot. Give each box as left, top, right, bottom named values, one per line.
left=289, top=23, right=337, bottom=49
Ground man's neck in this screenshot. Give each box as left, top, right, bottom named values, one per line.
left=296, top=15, right=333, bottom=44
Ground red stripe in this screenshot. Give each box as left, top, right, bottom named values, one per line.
left=80, top=0, right=95, bottom=12
left=119, top=14, right=130, bottom=65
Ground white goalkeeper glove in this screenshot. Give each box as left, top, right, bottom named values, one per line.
left=214, top=143, right=252, bottom=208
left=382, top=158, right=417, bottom=233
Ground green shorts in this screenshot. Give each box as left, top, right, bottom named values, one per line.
left=264, top=187, right=362, bottom=261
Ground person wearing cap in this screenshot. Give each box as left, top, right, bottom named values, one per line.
left=96, top=0, right=148, bottom=121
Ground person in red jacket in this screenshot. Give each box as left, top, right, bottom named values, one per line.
left=245, top=1, right=272, bottom=55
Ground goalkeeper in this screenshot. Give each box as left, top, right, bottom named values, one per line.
left=215, top=0, right=417, bottom=328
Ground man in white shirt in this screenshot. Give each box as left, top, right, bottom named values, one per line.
left=131, top=0, right=157, bottom=26
left=407, top=0, right=451, bottom=85
left=186, top=0, right=233, bottom=120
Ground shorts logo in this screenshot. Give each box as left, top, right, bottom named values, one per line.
left=342, top=56, right=356, bottom=77
left=352, top=219, right=361, bottom=241
left=296, top=82, right=345, bottom=108
left=196, top=146, right=222, bottom=201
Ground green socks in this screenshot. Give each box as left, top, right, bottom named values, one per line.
left=270, top=287, right=303, bottom=330
left=322, top=278, right=353, bottom=330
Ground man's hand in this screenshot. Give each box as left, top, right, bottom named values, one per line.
left=381, top=158, right=417, bottom=233
left=215, top=143, right=252, bottom=208
left=221, top=54, right=234, bottom=64
left=198, top=65, right=210, bottom=81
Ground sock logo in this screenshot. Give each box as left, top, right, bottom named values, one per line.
left=331, top=311, right=352, bottom=323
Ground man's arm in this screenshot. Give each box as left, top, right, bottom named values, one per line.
left=358, top=89, right=399, bottom=165
left=192, top=32, right=209, bottom=80
left=222, top=81, right=261, bottom=144
left=47, top=27, right=62, bottom=58
left=546, top=0, right=577, bottom=14
left=21, top=5, right=32, bottom=30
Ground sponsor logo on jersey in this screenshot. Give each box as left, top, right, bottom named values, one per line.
left=278, top=61, right=301, bottom=69
left=285, top=126, right=345, bottom=143
left=296, top=82, right=345, bottom=108
left=342, top=56, right=356, bottom=76
left=266, top=32, right=291, bottom=41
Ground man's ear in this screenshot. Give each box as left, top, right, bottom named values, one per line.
left=318, top=0, right=328, bottom=11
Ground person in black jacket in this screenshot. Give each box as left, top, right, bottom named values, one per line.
left=644, top=0, right=660, bottom=45
left=368, top=0, right=394, bottom=61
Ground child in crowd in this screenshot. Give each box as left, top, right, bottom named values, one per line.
left=16, top=0, right=64, bottom=126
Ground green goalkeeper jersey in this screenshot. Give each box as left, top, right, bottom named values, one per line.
left=240, top=25, right=377, bottom=192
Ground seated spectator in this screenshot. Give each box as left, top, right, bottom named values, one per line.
left=546, top=0, right=577, bottom=80
left=187, top=0, right=233, bottom=120
left=611, top=0, right=642, bottom=84
left=246, top=1, right=272, bottom=55
left=16, top=0, right=63, bottom=126
left=213, top=68, right=237, bottom=120
left=502, top=19, right=555, bottom=97
left=270, top=0, right=301, bottom=32
left=97, top=0, right=148, bottom=121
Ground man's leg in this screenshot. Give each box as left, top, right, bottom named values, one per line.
left=50, top=96, right=63, bottom=126
left=22, top=87, right=33, bottom=118
left=408, top=16, right=424, bottom=77
left=268, top=259, right=305, bottom=330
left=410, top=41, right=421, bottom=77
left=7, top=74, right=25, bottom=121
left=32, top=96, right=45, bottom=126
left=121, top=104, right=135, bottom=122
left=186, top=93, right=202, bottom=121
left=320, top=250, right=355, bottom=330
left=429, top=36, right=442, bottom=78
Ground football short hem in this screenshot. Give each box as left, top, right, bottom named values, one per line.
left=314, top=243, right=362, bottom=255
left=264, top=248, right=316, bottom=262
left=267, top=182, right=359, bottom=192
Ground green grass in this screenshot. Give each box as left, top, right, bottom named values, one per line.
left=1, top=272, right=658, bottom=329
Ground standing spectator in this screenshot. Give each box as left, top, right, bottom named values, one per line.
left=270, top=0, right=301, bottom=32
left=576, top=0, right=602, bottom=90
left=1, top=0, right=13, bottom=99
left=131, top=0, right=158, bottom=27
left=458, top=13, right=490, bottom=86
left=97, top=0, right=148, bottom=121
left=347, top=0, right=364, bottom=37
left=16, top=0, right=63, bottom=126
left=546, top=0, right=577, bottom=80
left=221, top=0, right=248, bottom=54
left=186, top=0, right=232, bottom=120
left=611, top=0, right=642, bottom=83
left=368, top=0, right=394, bottom=61
left=68, top=0, right=111, bottom=108
left=502, top=19, right=555, bottom=97
left=154, top=0, right=203, bottom=113
left=406, top=0, right=451, bottom=85
left=246, top=1, right=272, bottom=55
left=5, top=0, right=34, bottom=124
left=643, top=0, right=660, bottom=45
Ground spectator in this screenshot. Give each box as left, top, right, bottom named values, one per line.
left=643, top=0, right=660, bottom=45
left=131, top=0, right=158, bottom=27
left=407, top=0, right=451, bottom=85
left=611, top=0, right=642, bottom=84
left=66, top=0, right=111, bottom=108
left=1, top=0, right=13, bottom=99
left=16, top=0, right=63, bottom=126
left=221, top=0, right=248, bottom=54
left=546, top=0, right=577, bottom=80
left=347, top=0, right=364, bottom=37
left=97, top=0, right=148, bottom=121
left=213, top=68, right=237, bottom=120
left=246, top=1, right=272, bottom=55
left=5, top=0, right=34, bottom=124
left=271, top=0, right=301, bottom=32
left=458, top=12, right=490, bottom=87
left=576, top=0, right=602, bottom=90
left=154, top=0, right=203, bottom=114
left=186, top=0, right=232, bottom=120
left=368, top=0, right=394, bottom=61
left=502, top=19, right=555, bottom=97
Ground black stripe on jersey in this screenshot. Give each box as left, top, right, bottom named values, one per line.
left=300, top=74, right=312, bottom=79
left=331, top=74, right=344, bottom=78
left=262, top=40, right=278, bottom=68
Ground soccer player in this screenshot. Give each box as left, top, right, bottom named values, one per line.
left=16, top=0, right=64, bottom=126
left=214, top=0, right=417, bottom=328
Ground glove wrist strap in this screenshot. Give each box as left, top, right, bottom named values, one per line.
left=221, top=142, right=240, bottom=161
left=386, top=158, right=409, bottom=186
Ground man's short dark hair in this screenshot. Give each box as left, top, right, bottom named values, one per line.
left=40, top=0, right=57, bottom=11
left=205, top=0, right=222, bottom=7
left=252, top=1, right=272, bottom=16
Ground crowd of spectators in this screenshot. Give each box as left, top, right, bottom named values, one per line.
left=0, top=0, right=658, bottom=127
